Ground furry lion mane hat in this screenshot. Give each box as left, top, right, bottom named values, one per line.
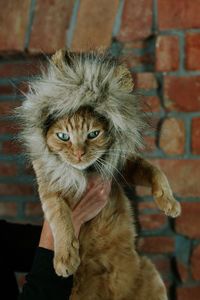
left=17, top=49, right=147, bottom=193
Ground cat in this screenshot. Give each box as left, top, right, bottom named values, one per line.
left=18, top=49, right=181, bottom=299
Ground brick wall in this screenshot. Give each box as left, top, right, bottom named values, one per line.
left=0, top=0, right=200, bottom=298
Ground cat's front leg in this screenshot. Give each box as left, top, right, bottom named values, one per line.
left=123, top=156, right=181, bottom=217
left=42, top=192, right=80, bottom=277
left=33, top=161, right=80, bottom=277
left=151, top=169, right=181, bottom=217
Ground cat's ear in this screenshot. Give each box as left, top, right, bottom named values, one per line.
left=115, top=65, right=134, bottom=93
left=51, top=49, right=73, bottom=71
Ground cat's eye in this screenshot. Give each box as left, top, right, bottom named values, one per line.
left=88, top=130, right=100, bottom=139
left=56, top=132, right=70, bottom=141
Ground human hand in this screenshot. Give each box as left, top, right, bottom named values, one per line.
left=39, top=176, right=111, bottom=250
left=71, top=176, right=112, bottom=237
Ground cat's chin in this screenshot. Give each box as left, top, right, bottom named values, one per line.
left=72, top=164, right=89, bottom=170
left=69, top=159, right=97, bottom=171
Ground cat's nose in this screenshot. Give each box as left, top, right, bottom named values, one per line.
left=74, top=151, right=85, bottom=159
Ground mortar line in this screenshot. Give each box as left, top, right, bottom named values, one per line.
left=112, top=0, right=125, bottom=37
left=67, top=0, right=80, bottom=48
left=179, top=31, right=186, bottom=73
left=24, top=0, right=37, bottom=51
left=152, top=0, right=158, bottom=32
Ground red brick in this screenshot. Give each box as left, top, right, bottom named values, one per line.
left=151, top=117, right=161, bottom=131
left=0, top=85, right=15, bottom=95
left=17, top=82, right=30, bottom=95
left=24, top=202, right=43, bottom=217
left=2, top=141, right=22, bottom=154
left=0, top=201, right=18, bottom=217
left=139, top=213, right=167, bottom=231
left=138, top=201, right=157, bottom=210
left=176, top=261, right=188, bottom=283
left=143, top=136, right=156, bottom=153
left=0, top=61, right=41, bottom=78
left=175, top=202, right=200, bottom=239
left=186, top=33, right=200, bottom=71
left=138, top=237, right=175, bottom=254
left=122, top=41, right=147, bottom=51
left=117, top=0, right=153, bottom=42
left=136, top=186, right=152, bottom=197
left=159, top=118, right=185, bottom=155
left=0, top=120, right=20, bottom=134
left=134, top=73, right=158, bottom=90
left=157, top=0, right=200, bottom=30
left=0, top=0, right=31, bottom=51
left=151, top=257, right=171, bottom=275
left=122, top=53, right=154, bottom=69
left=191, top=117, right=200, bottom=155
left=0, top=183, right=34, bottom=196
left=0, top=162, right=18, bottom=177
left=29, top=0, right=74, bottom=53
left=177, top=286, right=200, bottom=300
left=21, top=164, right=35, bottom=176
left=16, top=219, right=42, bottom=226
left=0, top=101, right=21, bottom=117
left=71, top=0, right=119, bottom=52
left=163, top=279, right=170, bottom=293
left=143, top=96, right=162, bottom=113
left=156, top=35, right=180, bottom=72
left=191, top=244, right=200, bottom=281
left=148, top=159, right=200, bottom=197
left=164, top=76, right=200, bottom=112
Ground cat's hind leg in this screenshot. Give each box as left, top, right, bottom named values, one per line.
left=134, top=256, right=168, bottom=300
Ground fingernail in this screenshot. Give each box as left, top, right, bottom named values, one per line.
left=100, top=188, right=105, bottom=194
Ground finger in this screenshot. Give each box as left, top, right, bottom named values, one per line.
left=73, top=179, right=111, bottom=211
left=88, top=174, right=103, bottom=183
left=99, top=186, right=111, bottom=203
left=85, top=176, right=103, bottom=192
left=99, top=181, right=111, bottom=193
left=83, top=182, right=105, bottom=201
left=73, top=183, right=104, bottom=210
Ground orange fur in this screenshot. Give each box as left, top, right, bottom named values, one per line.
left=70, top=186, right=167, bottom=300
left=32, top=108, right=181, bottom=299
left=18, top=50, right=182, bottom=299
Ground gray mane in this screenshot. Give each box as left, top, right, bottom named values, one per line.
left=17, top=51, right=147, bottom=198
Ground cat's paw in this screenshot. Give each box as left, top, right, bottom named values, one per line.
left=54, top=237, right=80, bottom=277
left=152, top=171, right=181, bottom=218
left=153, top=187, right=181, bottom=218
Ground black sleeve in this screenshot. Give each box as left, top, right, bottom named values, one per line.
left=19, top=247, right=73, bottom=300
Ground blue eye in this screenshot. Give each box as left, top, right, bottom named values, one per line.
left=56, top=132, right=70, bottom=141
left=88, top=130, right=100, bottom=139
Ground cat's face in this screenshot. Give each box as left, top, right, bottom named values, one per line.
left=46, top=108, right=111, bottom=170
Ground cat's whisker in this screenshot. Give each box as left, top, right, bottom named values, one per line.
left=95, top=151, right=128, bottom=159
left=96, top=148, right=129, bottom=153
left=95, top=164, right=108, bottom=182
left=94, top=159, right=110, bottom=182
left=95, top=150, right=129, bottom=161
left=95, top=158, right=117, bottom=184
left=95, top=149, right=124, bottom=153
left=97, top=157, right=122, bottom=186
left=95, top=149, right=128, bottom=155
left=97, top=156, right=129, bottom=187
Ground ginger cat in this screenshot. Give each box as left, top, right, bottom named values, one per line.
left=19, top=50, right=181, bottom=300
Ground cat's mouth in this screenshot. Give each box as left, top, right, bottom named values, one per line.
left=70, top=155, right=102, bottom=171
left=71, top=160, right=96, bottom=170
